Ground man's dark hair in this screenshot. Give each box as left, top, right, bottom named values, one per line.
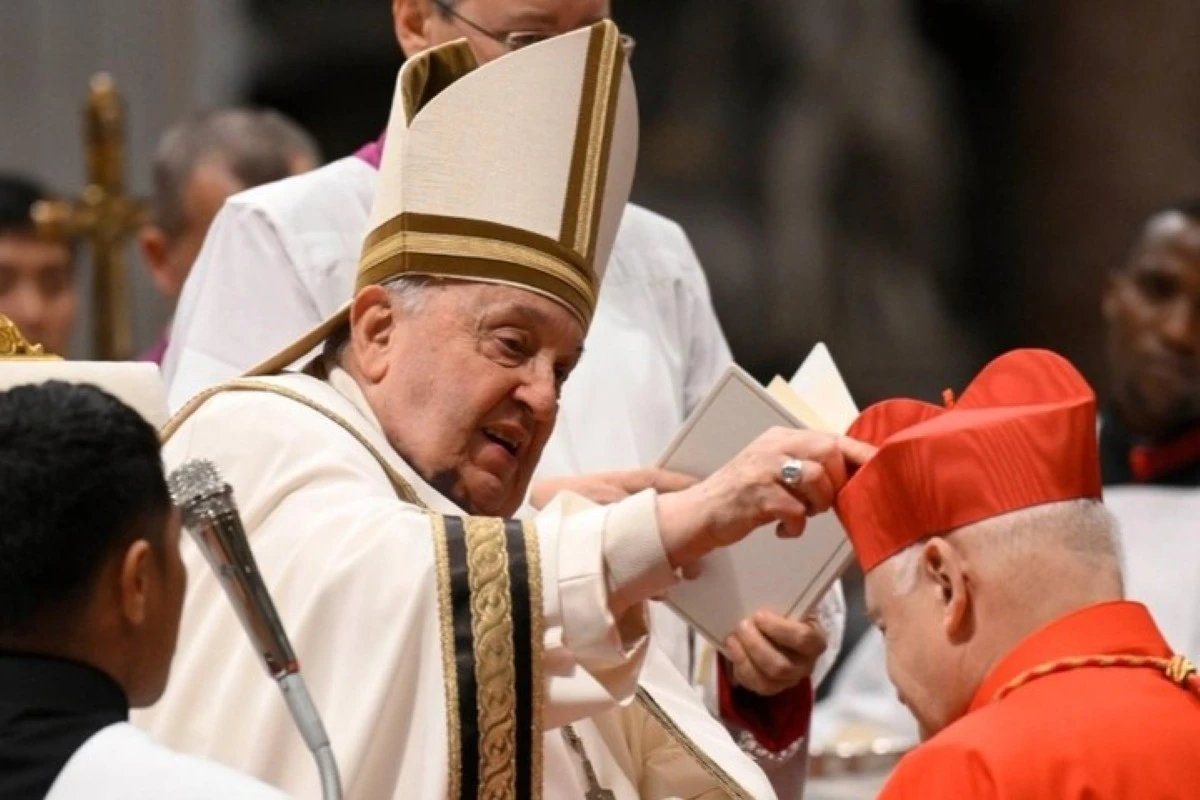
left=0, top=381, right=170, bottom=636
left=0, top=173, right=51, bottom=238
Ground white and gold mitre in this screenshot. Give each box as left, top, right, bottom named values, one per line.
left=0, top=315, right=169, bottom=428
left=250, top=20, right=638, bottom=376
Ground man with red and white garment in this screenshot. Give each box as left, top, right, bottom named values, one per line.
left=809, top=199, right=1200, bottom=754
left=831, top=348, right=1200, bottom=798
left=161, top=0, right=844, bottom=789
left=1099, top=199, right=1200, bottom=663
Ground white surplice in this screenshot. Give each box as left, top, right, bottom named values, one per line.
left=134, top=366, right=777, bottom=799
left=46, top=723, right=287, bottom=800
left=1105, top=485, right=1200, bottom=660
left=161, top=154, right=846, bottom=780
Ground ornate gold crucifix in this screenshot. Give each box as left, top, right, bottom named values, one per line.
left=33, top=72, right=149, bottom=360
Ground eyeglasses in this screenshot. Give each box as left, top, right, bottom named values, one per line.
left=430, top=0, right=636, bottom=58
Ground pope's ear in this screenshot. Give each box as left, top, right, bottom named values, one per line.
left=348, top=286, right=396, bottom=382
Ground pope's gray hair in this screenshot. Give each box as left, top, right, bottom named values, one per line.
left=324, top=274, right=447, bottom=362
left=888, top=498, right=1124, bottom=595
left=384, top=274, right=444, bottom=314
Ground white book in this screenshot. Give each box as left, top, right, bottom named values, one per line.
left=658, top=344, right=859, bottom=654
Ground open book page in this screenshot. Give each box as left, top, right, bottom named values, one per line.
left=766, top=376, right=830, bottom=432
left=786, top=342, right=858, bottom=435
left=659, top=344, right=860, bottom=653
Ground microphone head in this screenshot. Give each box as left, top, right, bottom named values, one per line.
left=167, top=459, right=231, bottom=520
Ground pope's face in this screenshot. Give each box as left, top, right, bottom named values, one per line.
left=418, top=0, right=611, bottom=63
left=358, top=281, right=584, bottom=516
left=865, top=557, right=975, bottom=741
left=1104, top=211, right=1200, bottom=439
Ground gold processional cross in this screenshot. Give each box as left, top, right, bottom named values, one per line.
left=33, top=72, right=148, bottom=361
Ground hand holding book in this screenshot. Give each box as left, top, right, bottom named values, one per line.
left=657, top=343, right=867, bottom=654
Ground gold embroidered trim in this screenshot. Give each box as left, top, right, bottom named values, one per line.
left=574, top=24, right=620, bottom=262
left=635, top=688, right=754, bottom=799
left=561, top=28, right=599, bottom=253
left=361, top=212, right=588, bottom=276
left=359, top=231, right=596, bottom=308
left=401, top=41, right=478, bottom=125
left=159, top=379, right=422, bottom=506
left=463, top=517, right=519, bottom=797
left=994, top=652, right=1200, bottom=703
left=357, top=211, right=596, bottom=325
left=427, top=513, right=462, bottom=799
left=522, top=520, right=545, bottom=800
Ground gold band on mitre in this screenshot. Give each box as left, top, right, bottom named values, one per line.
left=358, top=213, right=597, bottom=326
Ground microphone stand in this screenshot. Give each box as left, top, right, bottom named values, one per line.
left=168, top=460, right=343, bottom=800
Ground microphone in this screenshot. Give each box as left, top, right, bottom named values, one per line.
left=168, top=459, right=343, bottom=800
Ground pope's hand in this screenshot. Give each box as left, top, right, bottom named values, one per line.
left=655, top=429, right=876, bottom=570
left=725, top=611, right=827, bottom=696
left=529, top=467, right=698, bottom=510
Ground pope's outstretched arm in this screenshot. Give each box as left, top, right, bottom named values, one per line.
left=141, top=388, right=871, bottom=798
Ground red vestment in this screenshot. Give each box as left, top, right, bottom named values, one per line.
left=879, top=601, right=1200, bottom=799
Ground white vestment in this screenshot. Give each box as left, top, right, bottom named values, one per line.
left=162, top=154, right=846, bottom=772
left=1106, top=485, right=1200, bottom=659
left=46, top=723, right=287, bottom=800
left=135, top=367, right=777, bottom=799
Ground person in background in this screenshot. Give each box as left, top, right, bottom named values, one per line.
left=0, top=174, right=77, bottom=356
left=837, top=348, right=1200, bottom=798
left=1098, top=196, right=1200, bottom=666
left=1101, top=197, right=1200, bottom=485
left=137, top=108, right=320, bottom=363
left=0, top=374, right=287, bottom=798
